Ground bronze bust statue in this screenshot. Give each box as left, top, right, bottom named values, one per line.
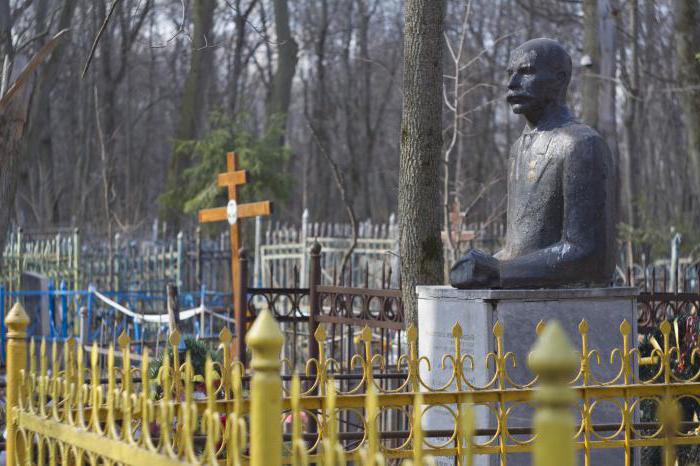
left=450, top=38, right=615, bottom=289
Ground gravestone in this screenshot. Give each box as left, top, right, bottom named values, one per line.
left=417, top=286, right=639, bottom=466
left=20, top=272, right=51, bottom=337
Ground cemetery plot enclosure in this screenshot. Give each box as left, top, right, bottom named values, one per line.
left=5, top=301, right=700, bottom=466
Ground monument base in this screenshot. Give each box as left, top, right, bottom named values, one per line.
left=416, top=286, right=639, bottom=466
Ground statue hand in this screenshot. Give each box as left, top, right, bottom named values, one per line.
left=449, top=249, right=500, bottom=289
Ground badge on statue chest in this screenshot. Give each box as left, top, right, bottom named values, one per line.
left=226, top=200, right=238, bottom=225
left=528, top=159, right=538, bottom=182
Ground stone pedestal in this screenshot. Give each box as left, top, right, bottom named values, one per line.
left=417, top=286, right=638, bottom=466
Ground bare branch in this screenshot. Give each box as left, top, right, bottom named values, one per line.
left=0, top=29, right=69, bottom=111
left=81, top=0, right=122, bottom=79
left=305, top=116, right=358, bottom=280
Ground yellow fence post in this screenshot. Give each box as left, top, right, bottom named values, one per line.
left=246, top=309, right=284, bottom=466
left=5, top=303, right=30, bottom=466
left=528, top=320, right=579, bottom=466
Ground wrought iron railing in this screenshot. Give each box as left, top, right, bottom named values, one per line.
left=5, top=301, right=700, bottom=466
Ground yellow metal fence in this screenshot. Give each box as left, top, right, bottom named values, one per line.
left=4, top=302, right=700, bottom=465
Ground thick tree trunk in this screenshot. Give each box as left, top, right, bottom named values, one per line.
left=164, top=0, right=216, bottom=224
left=596, top=0, right=618, bottom=152
left=583, top=0, right=618, bottom=146
left=175, top=0, right=216, bottom=142
left=228, top=1, right=258, bottom=116
left=583, top=0, right=620, bottom=241
left=674, top=0, right=700, bottom=201
left=0, top=98, right=29, bottom=262
left=267, top=0, right=298, bottom=139
left=399, top=0, right=446, bottom=326
left=22, top=0, right=77, bottom=227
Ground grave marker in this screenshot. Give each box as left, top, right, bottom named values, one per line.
left=198, top=152, right=272, bottom=359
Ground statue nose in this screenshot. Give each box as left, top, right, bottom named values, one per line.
left=508, top=76, right=520, bottom=90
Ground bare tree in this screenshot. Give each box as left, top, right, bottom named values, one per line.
left=399, top=0, right=446, bottom=325
left=21, top=0, right=78, bottom=227
left=164, top=0, right=217, bottom=225
left=618, top=0, right=641, bottom=272
left=0, top=97, right=31, bottom=260
left=1, top=0, right=697, bottom=268
left=582, top=0, right=618, bottom=154
left=267, top=0, right=298, bottom=138
left=0, top=29, right=69, bottom=255
left=674, top=0, right=700, bottom=201
left=227, top=0, right=260, bottom=115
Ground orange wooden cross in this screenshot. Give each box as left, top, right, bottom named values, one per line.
left=441, top=200, right=475, bottom=244
left=198, top=152, right=272, bottom=354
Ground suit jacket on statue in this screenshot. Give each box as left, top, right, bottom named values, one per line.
left=496, top=108, right=616, bottom=288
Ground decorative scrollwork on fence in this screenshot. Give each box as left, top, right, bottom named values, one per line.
left=5, top=302, right=700, bottom=466
left=638, top=292, right=700, bottom=334
left=315, top=286, right=404, bottom=330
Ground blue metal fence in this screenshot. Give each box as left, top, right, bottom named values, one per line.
left=0, top=284, right=234, bottom=363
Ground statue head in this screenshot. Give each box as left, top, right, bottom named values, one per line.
left=506, top=38, right=572, bottom=124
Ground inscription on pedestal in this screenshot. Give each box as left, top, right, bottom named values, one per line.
left=418, top=294, right=492, bottom=466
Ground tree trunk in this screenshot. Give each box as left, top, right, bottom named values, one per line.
left=175, top=0, right=216, bottom=142
left=583, top=0, right=618, bottom=145
left=620, top=0, right=640, bottom=270
left=357, top=0, right=373, bottom=219
left=310, top=0, right=331, bottom=221
left=164, top=0, right=216, bottom=224
left=228, top=1, right=258, bottom=116
left=582, top=0, right=599, bottom=127
left=399, top=0, right=446, bottom=326
left=0, top=0, right=13, bottom=77
left=0, top=98, right=30, bottom=261
left=583, top=0, right=620, bottom=236
left=674, top=0, right=700, bottom=201
left=596, top=0, right=618, bottom=152
left=22, top=0, right=77, bottom=227
left=267, top=0, right=298, bottom=140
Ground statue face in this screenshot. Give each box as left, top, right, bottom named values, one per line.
left=506, top=46, right=563, bottom=119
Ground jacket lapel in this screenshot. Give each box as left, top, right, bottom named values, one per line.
left=530, top=133, right=555, bottom=184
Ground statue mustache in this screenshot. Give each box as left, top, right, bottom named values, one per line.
left=506, top=93, right=533, bottom=101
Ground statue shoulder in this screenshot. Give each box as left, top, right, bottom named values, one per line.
left=550, top=123, right=611, bottom=160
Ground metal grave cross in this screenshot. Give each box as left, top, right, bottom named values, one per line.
left=198, top=152, right=272, bottom=352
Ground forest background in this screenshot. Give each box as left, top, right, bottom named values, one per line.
left=1, top=0, right=700, bottom=265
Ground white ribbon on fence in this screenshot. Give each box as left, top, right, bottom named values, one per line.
left=204, top=311, right=237, bottom=324
left=91, top=289, right=235, bottom=324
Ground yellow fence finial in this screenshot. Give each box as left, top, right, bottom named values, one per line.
left=5, top=302, right=29, bottom=335
left=528, top=320, right=578, bottom=466
left=6, top=312, right=700, bottom=464
left=247, top=309, right=283, bottom=466
left=5, top=302, right=30, bottom=466
left=247, top=309, right=284, bottom=369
